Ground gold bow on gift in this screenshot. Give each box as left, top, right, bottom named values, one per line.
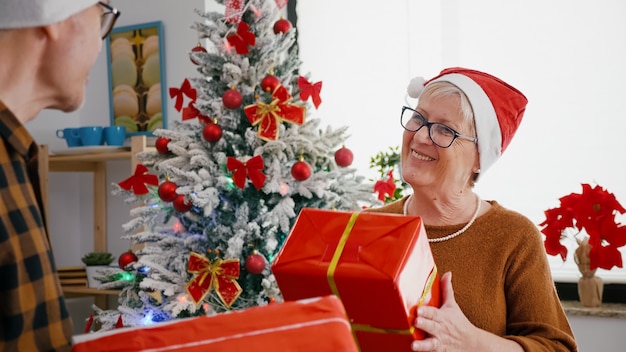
left=185, top=252, right=242, bottom=308
left=244, top=85, right=306, bottom=141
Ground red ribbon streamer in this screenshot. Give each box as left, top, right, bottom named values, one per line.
left=118, top=164, right=159, bottom=195
left=226, top=155, right=267, bottom=190
left=115, top=315, right=124, bottom=329
left=169, top=79, right=197, bottom=112
left=185, top=252, right=242, bottom=308
left=225, top=0, right=244, bottom=24
left=83, top=313, right=93, bottom=333
left=226, top=22, right=256, bottom=55
left=244, top=85, right=306, bottom=141
left=298, top=76, right=323, bottom=109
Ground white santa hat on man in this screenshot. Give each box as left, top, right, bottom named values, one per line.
left=407, top=67, right=528, bottom=180
left=0, top=0, right=99, bottom=29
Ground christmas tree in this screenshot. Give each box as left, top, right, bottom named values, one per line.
left=91, top=0, right=377, bottom=330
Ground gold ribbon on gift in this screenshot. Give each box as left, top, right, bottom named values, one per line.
left=325, top=213, right=439, bottom=340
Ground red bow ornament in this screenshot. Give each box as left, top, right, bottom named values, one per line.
left=118, top=164, right=159, bottom=195
left=185, top=252, right=242, bottom=308
left=169, top=78, right=197, bottom=112
left=226, top=21, right=256, bottom=55
left=226, top=155, right=266, bottom=190
left=244, top=85, right=306, bottom=141
left=374, top=170, right=397, bottom=201
left=298, top=76, right=323, bottom=109
left=182, top=101, right=210, bottom=123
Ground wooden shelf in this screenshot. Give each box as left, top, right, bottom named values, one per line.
left=63, top=287, right=122, bottom=297
left=39, top=135, right=153, bottom=306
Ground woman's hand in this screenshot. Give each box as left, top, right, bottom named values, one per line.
left=410, top=272, right=523, bottom=352
left=411, top=272, right=478, bottom=351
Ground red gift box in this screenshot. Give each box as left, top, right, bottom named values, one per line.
left=71, top=295, right=357, bottom=352
left=271, top=208, right=440, bottom=352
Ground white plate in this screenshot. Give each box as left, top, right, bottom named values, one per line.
left=51, top=146, right=130, bottom=155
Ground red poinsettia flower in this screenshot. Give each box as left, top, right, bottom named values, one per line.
left=539, top=183, right=626, bottom=271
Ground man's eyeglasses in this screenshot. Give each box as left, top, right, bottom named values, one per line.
left=400, top=106, right=477, bottom=148
left=99, top=2, right=120, bottom=39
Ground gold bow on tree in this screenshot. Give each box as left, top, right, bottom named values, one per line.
left=244, top=85, right=306, bottom=141
left=185, top=252, right=242, bottom=308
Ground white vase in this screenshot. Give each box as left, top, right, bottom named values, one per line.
left=85, top=266, right=107, bottom=288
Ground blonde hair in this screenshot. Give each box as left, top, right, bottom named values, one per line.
left=420, top=81, right=480, bottom=185
left=419, top=81, right=476, bottom=137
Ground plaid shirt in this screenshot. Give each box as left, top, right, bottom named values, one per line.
left=0, top=101, right=73, bottom=351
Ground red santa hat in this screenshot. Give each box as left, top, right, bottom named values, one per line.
left=407, top=67, right=528, bottom=179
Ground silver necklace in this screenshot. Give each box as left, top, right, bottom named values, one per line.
left=403, top=194, right=481, bottom=243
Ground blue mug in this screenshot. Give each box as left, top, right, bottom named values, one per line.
left=56, top=128, right=82, bottom=147
left=104, top=126, right=126, bottom=146
left=79, top=126, right=104, bottom=146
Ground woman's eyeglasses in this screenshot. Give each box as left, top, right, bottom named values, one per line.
left=400, top=106, right=477, bottom=148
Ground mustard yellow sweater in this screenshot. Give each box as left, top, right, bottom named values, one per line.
left=364, top=197, right=577, bottom=352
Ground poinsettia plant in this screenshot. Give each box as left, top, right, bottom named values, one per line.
left=539, top=183, right=626, bottom=271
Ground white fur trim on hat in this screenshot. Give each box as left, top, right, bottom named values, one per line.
left=429, top=74, right=502, bottom=179
left=0, top=0, right=98, bottom=29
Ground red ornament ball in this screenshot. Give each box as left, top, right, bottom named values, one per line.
left=291, top=160, right=312, bottom=181
left=158, top=181, right=178, bottom=202
left=222, top=89, right=243, bottom=109
left=202, top=123, right=222, bottom=143
left=189, top=44, right=207, bottom=65
left=334, top=146, right=354, bottom=167
left=155, top=137, right=170, bottom=154
left=118, top=250, right=138, bottom=270
left=245, top=252, right=266, bottom=275
left=273, top=18, right=292, bottom=35
left=173, top=194, right=193, bottom=212
left=261, top=75, right=281, bottom=93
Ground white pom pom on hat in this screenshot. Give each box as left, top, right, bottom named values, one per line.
left=0, top=0, right=98, bottom=29
left=407, top=67, right=528, bottom=180
left=407, top=77, right=426, bottom=99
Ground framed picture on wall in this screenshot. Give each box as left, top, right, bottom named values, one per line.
left=106, top=21, right=167, bottom=136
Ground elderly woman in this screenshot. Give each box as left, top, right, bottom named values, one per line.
left=365, top=68, right=577, bottom=352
